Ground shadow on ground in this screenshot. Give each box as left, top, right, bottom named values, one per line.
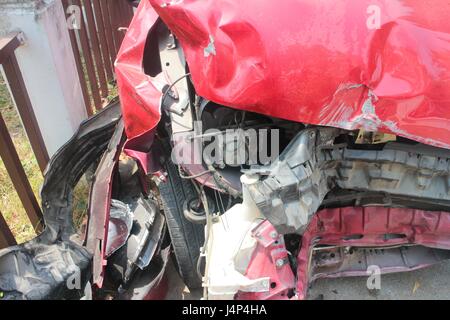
left=165, top=260, right=202, bottom=300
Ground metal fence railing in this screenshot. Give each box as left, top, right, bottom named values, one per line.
left=0, top=33, right=46, bottom=248
left=62, top=0, right=135, bottom=115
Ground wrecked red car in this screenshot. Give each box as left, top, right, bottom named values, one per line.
left=2, top=0, right=450, bottom=300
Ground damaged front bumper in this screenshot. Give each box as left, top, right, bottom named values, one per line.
left=0, top=103, right=169, bottom=300
left=205, top=201, right=450, bottom=300
left=204, top=128, right=450, bottom=300
left=0, top=103, right=122, bottom=299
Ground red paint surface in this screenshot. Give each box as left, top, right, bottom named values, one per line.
left=236, top=220, right=295, bottom=300
left=117, top=0, right=450, bottom=154
left=115, top=0, right=161, bottom=171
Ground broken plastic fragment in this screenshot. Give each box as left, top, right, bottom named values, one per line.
left=105, top=200, right=134, bottom=258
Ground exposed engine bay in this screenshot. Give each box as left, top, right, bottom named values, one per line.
left=140, top=19, right=450, bottom=300
left=169, top=94, right=450, bottom=300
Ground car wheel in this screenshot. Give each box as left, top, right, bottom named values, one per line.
left=158, top=160, right=205, bottom=290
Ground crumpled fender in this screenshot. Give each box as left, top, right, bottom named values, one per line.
left=115, top=0, right=162, bottom=174
left=117, top=0, right=450, bottom=159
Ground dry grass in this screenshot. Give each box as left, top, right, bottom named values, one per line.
left=72, top=173, right=92, bottom=233
left=0, top=74, right=43, bottom=244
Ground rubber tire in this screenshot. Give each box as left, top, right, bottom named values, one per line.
left=158, top=160, right=205, bottom=290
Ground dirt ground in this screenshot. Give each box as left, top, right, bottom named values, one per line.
left=165, top=259, right=450, bottom=300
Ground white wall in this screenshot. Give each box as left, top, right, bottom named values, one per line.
left=0, top=0, right=87, bottom=156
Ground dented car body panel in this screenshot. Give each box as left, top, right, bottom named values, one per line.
left=118, top=0, right=450, bottom=151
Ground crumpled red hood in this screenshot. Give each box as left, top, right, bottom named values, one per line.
left=117, top=0, right=450, bottom=160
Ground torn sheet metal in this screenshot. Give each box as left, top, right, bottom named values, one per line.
left=207, top=198, right=450, bottom=300
left=115, top=0, right=161, bottom=172
left=235, top=220, right=296, bottom=300
left=295, top=206, right=450, bottom=299
left=117, top=1, right=450, bottom=161
left=86, top=120, right=126, bottom=288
